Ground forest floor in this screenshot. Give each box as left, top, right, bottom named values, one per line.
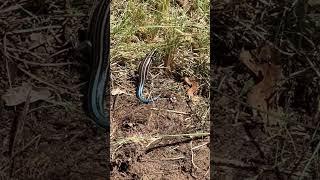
left=0, top=0, right=209, bottom=179
left=212, top=0, right=320, bottom=179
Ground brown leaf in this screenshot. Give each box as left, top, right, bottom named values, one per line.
left=185, top=77, right=199, bottom=98
left=111, top=88, right=126, bottom=96
left=1, top=83, right=51, bottom=106
left=239, top=47, right=261, bottom=76
left=240, top=44, right=283, bottom=125
left=184, top=77, right=192, bottom=86
left=29, top=33, right=45, bottom=49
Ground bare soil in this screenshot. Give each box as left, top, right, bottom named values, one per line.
left=110, top=53, right=210, bottom=179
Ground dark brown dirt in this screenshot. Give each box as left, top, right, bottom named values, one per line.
left=110, top=58, right=209, bottom=179
left=0, top=0, right=108, bottom=179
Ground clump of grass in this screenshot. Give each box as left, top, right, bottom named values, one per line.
left=110, top=0, right=209, bottom=83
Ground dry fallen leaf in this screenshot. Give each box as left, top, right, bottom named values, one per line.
left=185, top=77, right=193, bottom=86
left=111, top=88, right=126, bottom=96
left=29, top=33, right=45, bottom=49
left=150, top=36, right=164, bottom=43
left=1, top=83, right=51, bottom=106
left=240, top=44, right=283, bottom=125
left=184, top=77, right=200, bottom=102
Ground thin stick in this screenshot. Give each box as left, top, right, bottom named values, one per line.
left=17, top=65, right=77, bottom=95
left=150, top=108, right=190, bottom=115
left=7, top=25, right=61, bottom=34
left=8, top=53, right=80, bottom=67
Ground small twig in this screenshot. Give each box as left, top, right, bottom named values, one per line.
left=190, top=141, right=200, bottom=169
left=12, top=135, right=41, bottom=158
left=140, top=156, right=186, bottom=162
left=7, top=25, right=62, bottom=34
left=299, top=144, right=319, bottom=179
left=17, top=65, right=76, bottom=95
left=305, top=56, right=320, bottom=79
left=28, top=36, right=58, bottom=51
left=212, top=87, right=320, bottom=130
left=150, top=108, right=190, bottom=115
left=0, top=5, right=20, bottom=13
left=299, top=126, right=320, bottom=180
left=16, top=4, right=38, bottom=20
left=7, top=47, right=47, bottom=61
left=28, top=105, right=60, bottom=113
left=191, top=142, right=209, bottom=150
left=48, top=48, right=71, bottom=59
left=113, top=132, right=209, bottom=147
left=8, top=86, right=31, bottom=177
left=0, top=135, right=40, bottom=174
left=3, top=34, right=12, bottom=88
left=214, top=156, right=257, bottom=169
left=43, top=99, right=83, bottom=113
left=157, top=132, right=209, bottom=138
left=8, top=53, right=80, bottom=67
left=17, top=65, right=61, bottom=90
